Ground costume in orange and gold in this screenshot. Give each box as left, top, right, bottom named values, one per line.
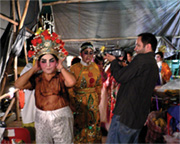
left=161, top=62, right=172, bottom=83
left=69, top=61, right=102, bottom=143
left=157, top=61, right=172, bottom=85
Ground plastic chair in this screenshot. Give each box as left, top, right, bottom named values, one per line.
left=1, top=127, right=31, bottom=143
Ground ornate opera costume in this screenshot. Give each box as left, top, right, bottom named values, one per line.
left=27, top=29, right=73, bottom=143
left=155, top=51, right=172, bottom=85
left=157, top=61, right=172, bottom=85
left=69, top=53, right=102, bottom=143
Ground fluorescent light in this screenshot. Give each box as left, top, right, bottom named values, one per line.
left=172, top=60, right=178, bottom=62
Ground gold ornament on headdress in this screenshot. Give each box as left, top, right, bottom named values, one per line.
left=31, top=29, right=68, bottom=60
left=158, top=45, right=166, bottom=53
left=100, top=46, right=106, bottom=56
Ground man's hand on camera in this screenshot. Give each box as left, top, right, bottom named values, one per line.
left=104, top=53, right=116, bottom=62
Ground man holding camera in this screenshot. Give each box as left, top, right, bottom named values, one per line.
left=104, top=33, right=159, bottom=143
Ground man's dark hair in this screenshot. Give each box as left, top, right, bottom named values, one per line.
left=155, top=51, right=164, bottom=59
left=138, top=33, right=157, bottom=52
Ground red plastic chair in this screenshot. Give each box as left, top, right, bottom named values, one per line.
left=1, top=127, right=31, bottom=143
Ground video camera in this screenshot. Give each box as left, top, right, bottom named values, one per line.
left=96, top=46, right=126, bottom=59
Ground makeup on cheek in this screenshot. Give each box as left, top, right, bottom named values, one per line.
left=49, top=61, right=57, bottom=67
left=40, top=61, right=47, bottom=68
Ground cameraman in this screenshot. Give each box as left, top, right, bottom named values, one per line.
left=104, top=33, right=159, bottom=143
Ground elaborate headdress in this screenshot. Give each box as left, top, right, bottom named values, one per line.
left=31, top=29, right=68, bottom=60
left=79, top=42, right=95, bottom=53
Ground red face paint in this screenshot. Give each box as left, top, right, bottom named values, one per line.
left=39, top=54, right=57, bottom=74
left=81, top=48, right=94, bottom=64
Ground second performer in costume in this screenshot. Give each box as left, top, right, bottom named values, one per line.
left=69, top=42, right=102, bottom=143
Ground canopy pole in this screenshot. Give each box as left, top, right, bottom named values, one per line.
left=24, top=41, right=29, bottom=64
left=17, top=0, right=22, bottom=20
left=12, top=0, right=21, bottom=121
left=14, top=0, right=30, bottom=122
left=12, top=0, right=16, bottom=33
left=0, top=14, right=34, bottom=34
left=0, top=88, right=19, bottom=101
left=0, top=14, right=18, bottom=25
left=0, top=57, right=14, bottom=99
left=62, top=37, right=138, bottom=42
left=0, top=73, right=8, bottom=96
left=17, top=0, right=28, bottom=64
left=18, top=0, right=30, bottom=31
left=0, top=88, right=19, bottom=122
left=42, top=0, right=109, bottom=6
left=1, top=98, right=16, bottom=122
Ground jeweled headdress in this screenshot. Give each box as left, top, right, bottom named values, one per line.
left=79, top=42, right=95, bottom=53
left=31, top=29, right=68, bottom=60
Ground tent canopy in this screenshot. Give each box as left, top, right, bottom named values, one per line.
left=0, top=0, right=180, bottom=84
left=49, top=0, right=180, bottom=56
left=1, top=0, right=179, bottom=55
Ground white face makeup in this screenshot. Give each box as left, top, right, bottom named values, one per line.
left=155, top=54, right=162, bottom=62
left=39, top=54, right=57, bottom=74
left=81, top=48, right=94, bottom=64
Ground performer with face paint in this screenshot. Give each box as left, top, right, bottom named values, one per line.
left=69, top=42, right=102, bottom=143
left=155, top=51, right=172, bottom=85
left=15, top=30, right=76, bottom=144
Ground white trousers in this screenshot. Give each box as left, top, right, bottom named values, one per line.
left=35, top=106, right=74, bottom=144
